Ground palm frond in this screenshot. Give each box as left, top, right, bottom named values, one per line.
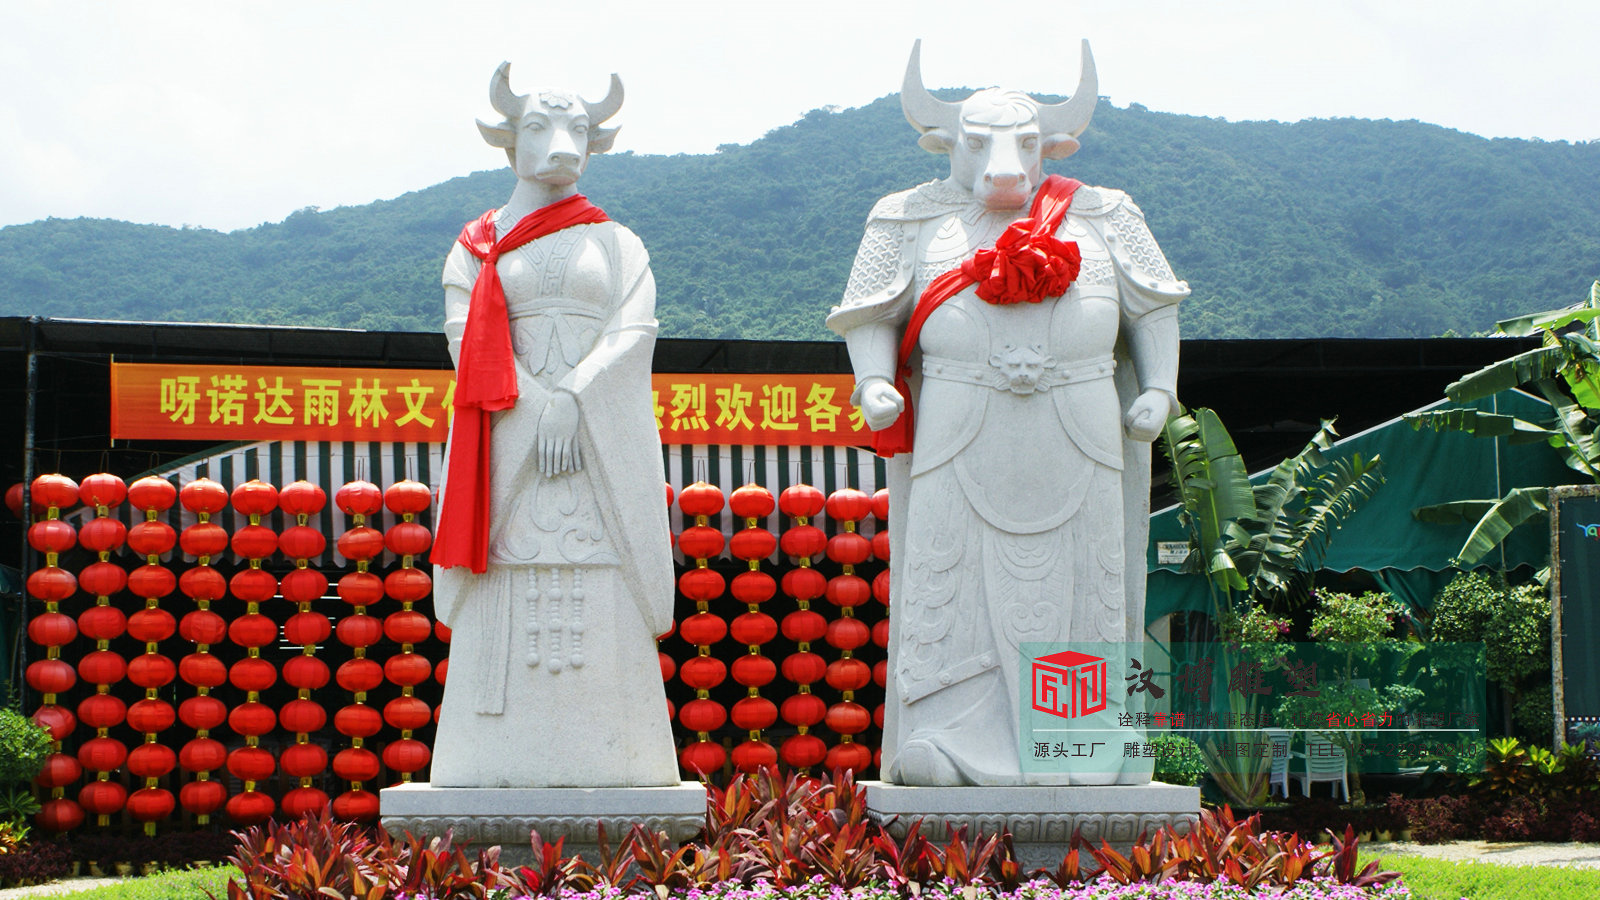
left=1452, top=487, right=1549, bottom=565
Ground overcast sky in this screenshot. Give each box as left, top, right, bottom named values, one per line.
left=3, top=0, right=1593, bottom=233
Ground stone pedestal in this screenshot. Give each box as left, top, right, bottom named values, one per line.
left=862, top=782, right=1200, bottom=870
left=380, top=782, right=706, bottom=865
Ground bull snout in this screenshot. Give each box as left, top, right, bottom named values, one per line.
left=546, top=149, right=581, bottom=168
left=986, top=171, right=1025, bottom=191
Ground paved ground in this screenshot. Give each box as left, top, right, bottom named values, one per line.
left=1364, top=840, right=1600, bottom=869
left=0, top=876, right=124, bottom=899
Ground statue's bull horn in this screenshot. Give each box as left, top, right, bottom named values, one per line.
left=1038, top=40, right=1098, bottom=139
left=583, top=74, right=624, bottom=125
left=489, top=61, right=527, bottom=120
left=901, top=39, right=959, bottom=135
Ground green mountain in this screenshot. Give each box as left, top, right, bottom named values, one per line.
left=3, top=94, right=1598, bottom=340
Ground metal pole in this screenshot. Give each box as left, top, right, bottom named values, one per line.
left=15, top=317, right=39, bottom=712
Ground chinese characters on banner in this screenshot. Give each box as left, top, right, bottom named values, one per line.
left=108, top=363, right=870, bottom=446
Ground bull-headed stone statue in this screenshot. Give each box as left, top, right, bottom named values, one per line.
left=827, top=41, right=1187, bottom=786
left=428, top=63, right=678, bottom=788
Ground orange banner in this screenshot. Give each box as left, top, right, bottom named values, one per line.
left=110, top=364, right=870, bottom=446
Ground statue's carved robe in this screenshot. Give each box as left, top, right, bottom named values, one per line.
left=827, top=180, right=1187, bottom=785
left=430, top=214, right=678, bottom=788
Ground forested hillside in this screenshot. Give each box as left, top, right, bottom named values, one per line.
left=3, top=94, right=1598, bottom=340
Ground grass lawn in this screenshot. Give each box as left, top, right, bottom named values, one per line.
left=1375, top=855, right=1600, bottom=899
left=46, top=866, right=232, bottom=900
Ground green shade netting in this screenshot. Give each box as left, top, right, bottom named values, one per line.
left=1145, top=391, right=1575, bottom=620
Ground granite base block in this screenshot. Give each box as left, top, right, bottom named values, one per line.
left=863, top=782, right=1201, bottom=870
left=380, top=782, right=707, bottom=865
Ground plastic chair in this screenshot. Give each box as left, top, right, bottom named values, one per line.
left=1299, top=731, right=1350, bottom=801
left=1264, top=728, right=1293, bottom=799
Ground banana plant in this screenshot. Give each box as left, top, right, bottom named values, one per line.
left=1160, top=408, right=1384, bottom=807
left=1405, top=280, right=1600, bottom=566
left=1162, top=409, right=1385, bottom=613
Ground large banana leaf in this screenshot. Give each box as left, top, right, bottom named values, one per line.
left=1444, top=345, right=1567, bottom=403
left=1162, top=409, right=1252, bottom=593
left=1449, top=487, right=1550, bottom=565
left=1403, top=408, right=1554, bottom=444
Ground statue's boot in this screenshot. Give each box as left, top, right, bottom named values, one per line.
left=893, top=737, right=966, bottom=786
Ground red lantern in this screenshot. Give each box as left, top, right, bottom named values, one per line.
left=25, top=659, right=75, bottom=695
left=336, top=659, right=385, bottom=693
left=334, top=704, right=383, bottom=738
left=382, top=739, right=432, bottom=774
left=383, top=567, right=432, bottom=603
left=228, top=703, right=277, bottom=737
left=779, top=734, right=827, bottom=768
left=826, top=532, right=872, bottom=566
left=781, top=693, right=827, bottom=727
left=679, top=698, right=727, bottom=732
left=32, top=474, right=80, bottom=511
left=730, top=528, right=777, bottom=560
left=680, top=612, right=727, bottom=646
left=782, top=609, right=828, bottom=643
left=285, top=610, right=332, bottom=645
left=731, top=654, right=776, bottom=687
left=383, top=696, right=432, bottom=731
left=36, top=798, right=86, bottom=833
left=679, top=741, right=726, bottom=776
left=781, top=567, right=827, bottom=602
left=337, top=571, right=385, bottom=606
left=179, top=565, right=227, bottom=601
left=79, top=562, right=127, bottom=600
left=731, top=741, right=779, bottom=773
left=280, top=568, right=329, bottom=605
left=778, top=483, right=824, bottom=519
left=179, top=697, right=228, bottom=731
left=32, top=705, right=76, bottom=741
left=825, top=701, right=872, bottom=735
left=230, top=479, right=279, bottom=516
left=384, top=480, right=432, bottom=515
left=280, top=699, right=328, bottom=734
left=231, top=524, right=278, bottom=560
left=228, top=614, right=278, bottom=648
left=729, top=483, right=776, bottom=519
left=332, top=790, right=380, bottom=822
left=383, top=653, right=432, bottom=687
left=225, top=791, right=275, bottom=825
left=78, top=650, right=126, bottom=686
left=730, top=612, right=778, bottom=645
left=383, top=610, right=431, bottom=644
left=79, top=517, right=127, bottom=553
left=179, top=780, right=226, bottom=817
left=179, top=521, right=229, bottom=559
left=677, top=567, right=725, bottom=602
left=178, top=653, right=227, bottom=689
left=825, top=742, right=874, bottom=774
left=731, top=697, right=778, bottom=730
left=77, top=781, right=127, bottom=817
left=126, top=699, right=176, bottom=733
left=678, top=656, right=727, bottom=691
left=4, top=482, right=24, bottom=519
left=179, top=478, right=229, bottom=515
left=178, top=694, right=229, bottom=731
left=825, top=574, right=872, bottom=609
left=78, top=737, right=128, bottom=772
left=280, top=526, right=328, bottom=562
left=126, top=744, right=177, bottom=779
left=384, top=521, right=433, bottom=556
left=283, top=656, right=331, bottom=690
left=35, top=753, right=82, bottom=789
left=229, top=657, right=278, bottom=692
left=125, top=784, right=176, bottom=819
left=280, top=743, right=329, bottom=778
left=677, top=525, right=725, bottom=560
left=279, top=480, right=328, bottom=517
left=336, top=481, right=384, bottom=517
left=26, top=568, right=76, bottom=603
left=826, top=617, right=871, bottom=651
left=730, top=571, right=776, bottom=605
left=871, top=488, right=889, bottom=522
left=227, top=746, right=276, bottom=781
left=781, top=651, right=827, bottom=685
left=127, top=607, right=176, bottom=643
left=337, top=527, right=386, bottom=562
left=126, top=564, right=176, bottom=599
left=280, top=786, right=330, bottom=819
left=126, top=521, right=177, bottom=556
left=336, top=614, right=383, bottom=648
left=779, top=524, right=827, bottom=560
left=874, top=570, right=891, bottom=606
left=127, top=476, right=177, bottom=513
left=229, top=567, right=279, bottom=603
left=77, top=694, right=126, bottom=729
left=28, top=519, right=76, bottom=555
left=825, top=487, right=873, bottom=523
left=332, top=747, right=381, bottom=782
left=179, top=738, right=228, bottom=773
left=678, top=482, right=725, bottom=517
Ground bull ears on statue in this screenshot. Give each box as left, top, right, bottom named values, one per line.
left=901, top=38, right=1097, bottom=160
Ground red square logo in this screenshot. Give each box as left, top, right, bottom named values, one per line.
left=1032, top=650, right=1108, bottom=720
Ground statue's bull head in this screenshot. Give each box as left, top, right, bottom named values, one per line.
left=902, top=40, right=1097, bottom=210
left=476, top=62, right=623, bottom=187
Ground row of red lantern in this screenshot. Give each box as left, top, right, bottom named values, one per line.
left=21, top=474, right=438, bottom=830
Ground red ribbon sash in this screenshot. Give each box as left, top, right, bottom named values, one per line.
left=872, top=176, right=1082, bottom=457
left=432, top=195, right=611, bottom=572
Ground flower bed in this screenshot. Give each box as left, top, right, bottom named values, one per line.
left=221, top=773, right=1404, bottom=899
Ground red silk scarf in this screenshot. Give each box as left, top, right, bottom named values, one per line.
left=872, top=175, right=1082, bottom=457
left=432, top=194, right=610, bottom=572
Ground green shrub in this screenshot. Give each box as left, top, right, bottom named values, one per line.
left=1430, top=571, right=1501, bottom=642
left=1150, top=734, right=1208, bottom=786
left=0, top=708, right=51, bottom=785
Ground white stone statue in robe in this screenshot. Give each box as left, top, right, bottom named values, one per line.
left=429, top=63, right=678, bottom=788
left=827, top=42, right=1187, bottom=786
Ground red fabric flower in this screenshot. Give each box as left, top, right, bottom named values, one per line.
left=962, top=217, right=1082, bottom=306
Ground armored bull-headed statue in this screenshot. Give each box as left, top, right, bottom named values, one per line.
left=828, top=41, right=1187, bottom=786
left=428, top=63, right=678, bottom=788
